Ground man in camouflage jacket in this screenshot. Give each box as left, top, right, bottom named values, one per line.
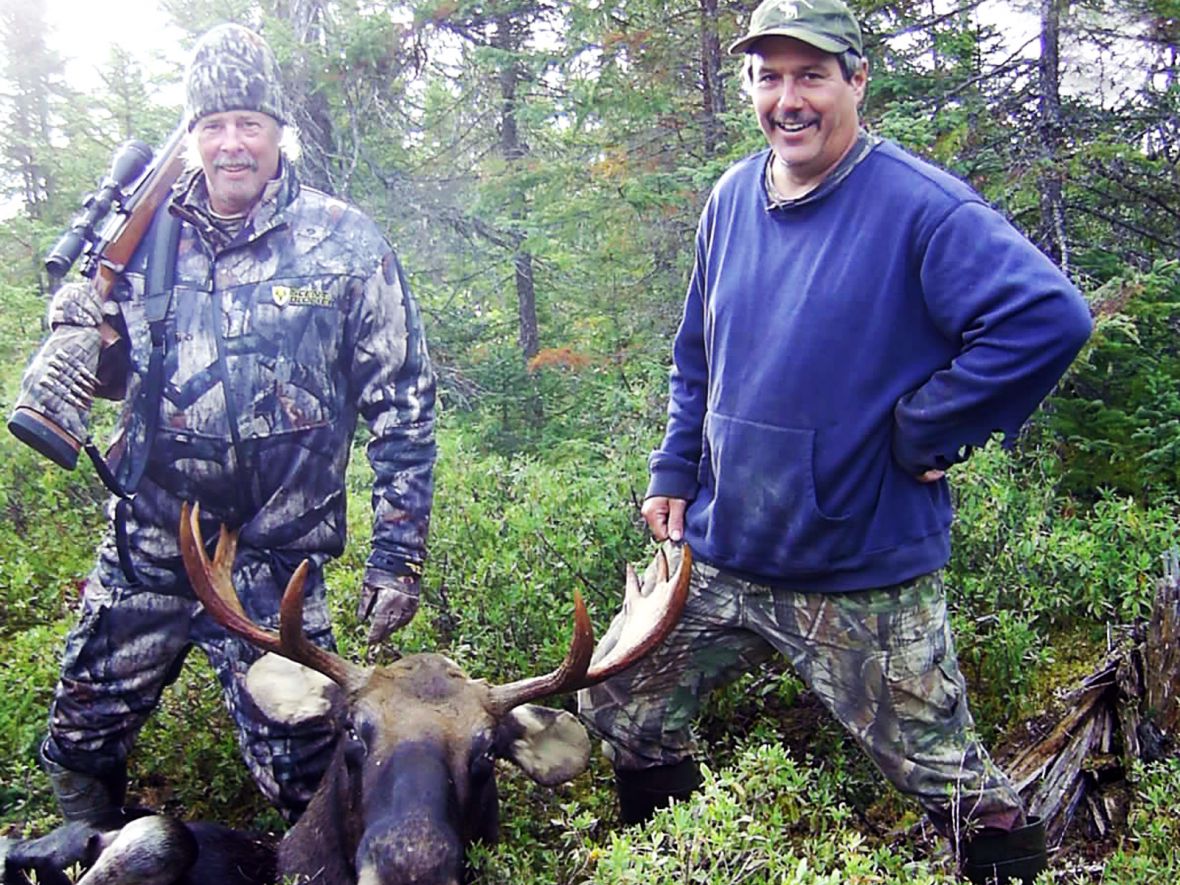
left=33, top=23, right=436, bottom=823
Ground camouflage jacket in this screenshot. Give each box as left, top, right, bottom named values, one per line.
left=102, top=160, right=435, bottom=586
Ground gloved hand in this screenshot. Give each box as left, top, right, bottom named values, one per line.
left=47, top=282, right=117, bottom=329
left=356, top=571, right=420, bottom=646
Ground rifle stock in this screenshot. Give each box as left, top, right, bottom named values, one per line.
left=7, top=123, right=188, bottom=470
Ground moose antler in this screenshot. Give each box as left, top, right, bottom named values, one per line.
left=179, top=502, right=690, bottom=714
left=179, top=502, right=369, bottom=695
left=487, top=545, right=691, bottom=714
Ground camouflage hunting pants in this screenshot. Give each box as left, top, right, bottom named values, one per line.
left=44, top=542, right=338, bottom=820
left=577, top=543, right=1026, bottom=834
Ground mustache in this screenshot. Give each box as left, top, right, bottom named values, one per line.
left=212, top=154, right=259, bottom=170
left=771, top=112, right=819, bottom=127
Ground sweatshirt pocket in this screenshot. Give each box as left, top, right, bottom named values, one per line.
left=693, top=412, right=856, bottom=573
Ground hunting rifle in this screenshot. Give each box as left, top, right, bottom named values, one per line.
left=8, top=123, right=187, bottom=470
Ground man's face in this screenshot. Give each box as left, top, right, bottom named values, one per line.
left=193, top=110, right=282, bottom=216
left=749, top=36, right=866, bottom=193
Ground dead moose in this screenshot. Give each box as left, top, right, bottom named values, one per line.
left=2, top=503, right=690, bottom=885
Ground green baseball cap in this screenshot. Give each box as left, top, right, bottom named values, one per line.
left=728, top=0, right=864, bottom=57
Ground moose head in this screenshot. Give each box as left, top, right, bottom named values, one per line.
left=177, top=502, right=690, bottom=885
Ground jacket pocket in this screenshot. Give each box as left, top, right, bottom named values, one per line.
left=692, top=412, right=856, bottom=573
left=226, top=279, right=345, bottom=440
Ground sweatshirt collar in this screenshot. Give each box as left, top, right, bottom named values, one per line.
left=764, top=129, right=881, bottom=211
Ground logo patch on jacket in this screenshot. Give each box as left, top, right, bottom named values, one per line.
left=273, top=284, right=333, bottom=308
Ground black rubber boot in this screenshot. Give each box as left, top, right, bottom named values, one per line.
left=40, top=744, right=127, bottom=826
left=615, top=759, right=703, bottom=825
left=961, top=815, right=1048, bottom=885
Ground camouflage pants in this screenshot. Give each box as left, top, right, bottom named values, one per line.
left=44, top=542, right=338, bottom=820
left=577, top=544, right=1025, bottom=834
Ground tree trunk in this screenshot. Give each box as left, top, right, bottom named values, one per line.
left=514, top=250, right=539, bottom=359
left=276, top=0, right=339, bottom=194
left=698, top=0, right=725, bottom=156
left=494, top=12, right=540, bottom=363
left=1038, top=0, right=1069, bottom=272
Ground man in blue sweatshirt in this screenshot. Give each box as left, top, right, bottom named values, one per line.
left=577, top=1, right=1092, bottom=882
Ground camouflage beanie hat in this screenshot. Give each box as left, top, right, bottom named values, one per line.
left=184, top=23, right=288, bottom=130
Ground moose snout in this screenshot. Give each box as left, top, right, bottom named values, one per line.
left=356, top=744, right=464, bottom=885
left=355, top=812, right=462, bottom=885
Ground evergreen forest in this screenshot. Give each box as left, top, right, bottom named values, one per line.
left=1, top=0, right=1179, bottom=881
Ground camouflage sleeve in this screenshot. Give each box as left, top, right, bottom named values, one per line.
left=47, top=280, right=131, bottom=400
left=347, top=247, right=437, bottom=583
left=48, top=281, right=106, bottom=328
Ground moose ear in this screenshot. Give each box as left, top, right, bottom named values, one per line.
left=245, top=653, right=341, bottom=724
left=496, top=704, right=591, bottom=786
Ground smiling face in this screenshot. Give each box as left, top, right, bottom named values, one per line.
left=193, top=110, right=282, bottom=216
left=748, top=36, right=867, bottom=198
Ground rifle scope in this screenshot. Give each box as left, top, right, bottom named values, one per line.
left=44, top=139, right=154, bottom=279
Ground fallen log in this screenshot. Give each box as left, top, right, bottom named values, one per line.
left=992, top=548, right=1180, bottom=847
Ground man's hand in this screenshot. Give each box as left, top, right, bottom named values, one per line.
left=356, top=574, right=420, bottom=646
left=916, top=469, right=946, bottom=483
left=641, top=495, right=688, bottom=542
left=47, top=282, right=115, bottom=329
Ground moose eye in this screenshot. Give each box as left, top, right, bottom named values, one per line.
left=469, top=733, right=496, bottom=780
left=344, top=719, right=368, bottom=767
left=470, top=753, right=494, bottom=781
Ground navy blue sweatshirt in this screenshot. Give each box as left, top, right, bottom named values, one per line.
left=648, top=140, right=1092, bottom=591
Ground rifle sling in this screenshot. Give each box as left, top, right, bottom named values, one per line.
left=84, top=202, right=182, bottom=586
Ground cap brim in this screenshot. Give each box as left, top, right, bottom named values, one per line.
left=727, top=28, right=849, bottom=56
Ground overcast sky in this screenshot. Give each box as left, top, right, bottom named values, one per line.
left=35, top=0, right=1153, bottom=116
left=45, top=0, right=186, bottom=99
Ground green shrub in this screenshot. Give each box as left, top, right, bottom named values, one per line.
left=469, top=742, right=959, bottom=885
left=949, top=440, right=1177, bottom=629
left=1049, top=260, right=1180, bottom=500
left=133, top=655, right=277, bottom=829
left=0, top=281, right=46, bottom=372
left=947, top=438, right=1177, bottom=735
left=381, top=422, right=655, bottom=683
left=1100, top=758, right=1180, bottom=883
left=0, top=623, right=68, bottom=830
